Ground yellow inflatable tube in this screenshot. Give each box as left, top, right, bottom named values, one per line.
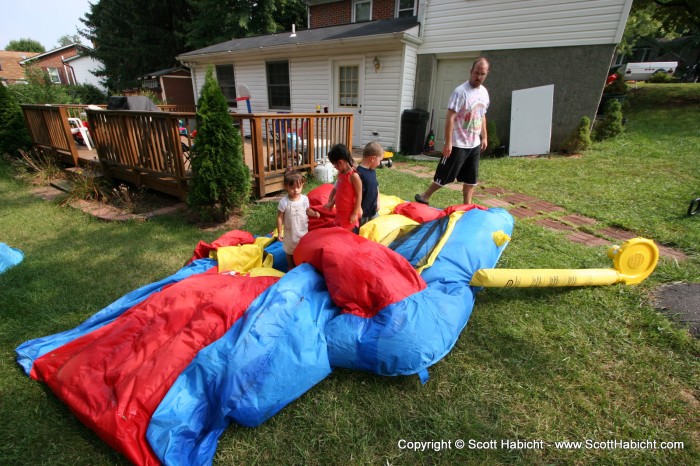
left=471, top=238, right=659, bottom=287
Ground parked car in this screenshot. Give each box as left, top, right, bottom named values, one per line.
left=619, top=62, right=678, bottom=81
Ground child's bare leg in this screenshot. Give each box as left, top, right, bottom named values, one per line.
left=286, top=254, right=295, bottom=270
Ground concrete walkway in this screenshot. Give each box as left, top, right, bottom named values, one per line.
left=392, top=161, right=687, bottom=262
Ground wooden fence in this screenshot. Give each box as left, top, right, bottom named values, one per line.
left=21, top=105, right=353, bottom=199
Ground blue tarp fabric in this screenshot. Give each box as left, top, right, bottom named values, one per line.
left=0, top=243, right=24, bottom=274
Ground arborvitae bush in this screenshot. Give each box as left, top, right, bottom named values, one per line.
left=594, top=99, right=624, bottom=141
left=187, top=67, right=250, bottom=221
left=564, top=116, right=592, bottom=153
left=0, top=83, right=33, bottom=156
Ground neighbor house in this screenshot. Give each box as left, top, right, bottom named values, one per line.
left=0, top=51, right=39, bottom=85
left=62, top=52, right=107, bottom=93
left=19, top=43, right=105, bottom=90
left=178, top=0, right=633, bottom=152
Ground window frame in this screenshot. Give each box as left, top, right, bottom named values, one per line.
left=266, top=60, right=291, bottom=110
left=352, top=0, right=372, bottom=23
left=395, top=0, right=416, bottom=18
left=47, top=67, right=61, bottom=84
left=215, top=64, right=237, bottom=107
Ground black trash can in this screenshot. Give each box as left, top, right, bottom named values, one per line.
left=400, top=109, right=430, bottom=155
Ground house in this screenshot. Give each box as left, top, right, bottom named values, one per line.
left=62, top=52, right=107, bottom=93
left=19, top=43, right=104, bottom=88
left=178, top=0, right=633, bottom=152
left=0, top=51, right=39, bottom=85
left=137, top=67, right=196, bottom=107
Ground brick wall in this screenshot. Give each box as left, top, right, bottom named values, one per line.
left=310, top=0, right=397, bottom=28
left=26, top=47, right=80, bottom=85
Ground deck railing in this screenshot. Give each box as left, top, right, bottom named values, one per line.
left=232, top=113, right=353, bottom=197
left=21, top=105, right=80, bottom=166
left=21, top=105, right=353, bottom=199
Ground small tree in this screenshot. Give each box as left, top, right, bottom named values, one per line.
left=187, top=67, right=250, bottom=221
left=594, top=99, right=624, bottom=141
left=564, top=116, right=592, bottom=153
left=0, top=83, right=33, bottom=156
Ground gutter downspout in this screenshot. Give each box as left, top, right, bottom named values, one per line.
left=417, top=0, right=428, bottom=38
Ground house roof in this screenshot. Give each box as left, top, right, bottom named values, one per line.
left=178, top=17, right=420, bottom=59
left=19, top=43, right=89, bottom=65
left=0, top=51, right=39, bottom=82
left=137, top=67, right=191, bottom=81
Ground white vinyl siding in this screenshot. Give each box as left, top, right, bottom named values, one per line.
left=65, top=55, right=107, bottom=92
left=419, top=0, right=632, bottom=54
left=189, top=45, right=412, bottom=149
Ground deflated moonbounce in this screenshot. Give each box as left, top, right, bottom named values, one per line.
left=16, top=185, right=514, bottom=465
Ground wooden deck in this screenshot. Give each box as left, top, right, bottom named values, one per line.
left=22, top=105, right=354, bottom=200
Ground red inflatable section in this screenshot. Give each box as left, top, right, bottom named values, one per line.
left=294, top=227, right=426, bottom=318
left=393, top=202, right=486, bottom=223
left=32, top=269, right=278, bottom=466
left=307, top=183, right=336, bottom=230
left=188, top=230, right=256, bottom=262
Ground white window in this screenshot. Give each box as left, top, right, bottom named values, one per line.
left=396, top=0, right=416, bottom=17
left=353, top=0, right=371, bottom=22
left=338, top=65, right=359, bottom=107
left=215, top=64, right=237, bottom=106
left=47, top=68, right=61, bottom=84
left=266, top=61, right=291, bottom=110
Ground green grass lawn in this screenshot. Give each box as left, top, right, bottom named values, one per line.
left=1, top=84, right=699, bottom=465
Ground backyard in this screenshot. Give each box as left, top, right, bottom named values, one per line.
left=0, top=83, right=699, bottom=464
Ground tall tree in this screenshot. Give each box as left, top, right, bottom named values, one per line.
left=57, top=34, right=83, bottom=47
left=5, top=38, right=45, bottom=53
left=620, top=0, right=700, bottom=55
left=184, top=0, right=307, bottom=50
left=80, top=0, right=191, bottom=91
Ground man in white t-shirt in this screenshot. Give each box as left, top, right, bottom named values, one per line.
left=416, top=57, right=490, bottom=206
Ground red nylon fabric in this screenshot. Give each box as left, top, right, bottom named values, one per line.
left=393, top=202, right=486, bottom=223
left=307, top=184, right=336, bottom=231
left=32, top=269, right=278, bottom=466
left=294, top=227, right=426, bottom=318
left=392, top=202, right=444, bottom=223
left=188, top=230, right=256, bottom=263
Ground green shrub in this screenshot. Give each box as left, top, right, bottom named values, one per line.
left=593, top=99, right=624, bottom=141
left=67, top=84, right=108, bottom=105
left=564, top=116, right=592, bottom=153
left=485, top=119, right=500, bottom=156
left=604, top=73, right=627, bottom=95
left=7, top=67, right=72, bottom=105
left=187, top=67, right=250, bottom=221
left=648, top=71, right=673, bottom=83
left=0, top=83, right=33, bottom=156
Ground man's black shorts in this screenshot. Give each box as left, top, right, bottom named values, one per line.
left=433, top=146, right=480, bottom=186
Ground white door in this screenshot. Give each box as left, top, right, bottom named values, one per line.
left=333, top=60, right=364, bottom=148
left=432, top=58, right=476, bottom=150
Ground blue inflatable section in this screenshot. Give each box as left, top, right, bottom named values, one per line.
left=147, top=264, right=339, bottom=466
left=0, top=243, right=24, bottom=274
left=325, top=208, right=513, bottom=377
left=16, top=259, right=215, bottom=375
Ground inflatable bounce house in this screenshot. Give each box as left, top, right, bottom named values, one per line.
left=16, top=184, right=657, bottom=465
